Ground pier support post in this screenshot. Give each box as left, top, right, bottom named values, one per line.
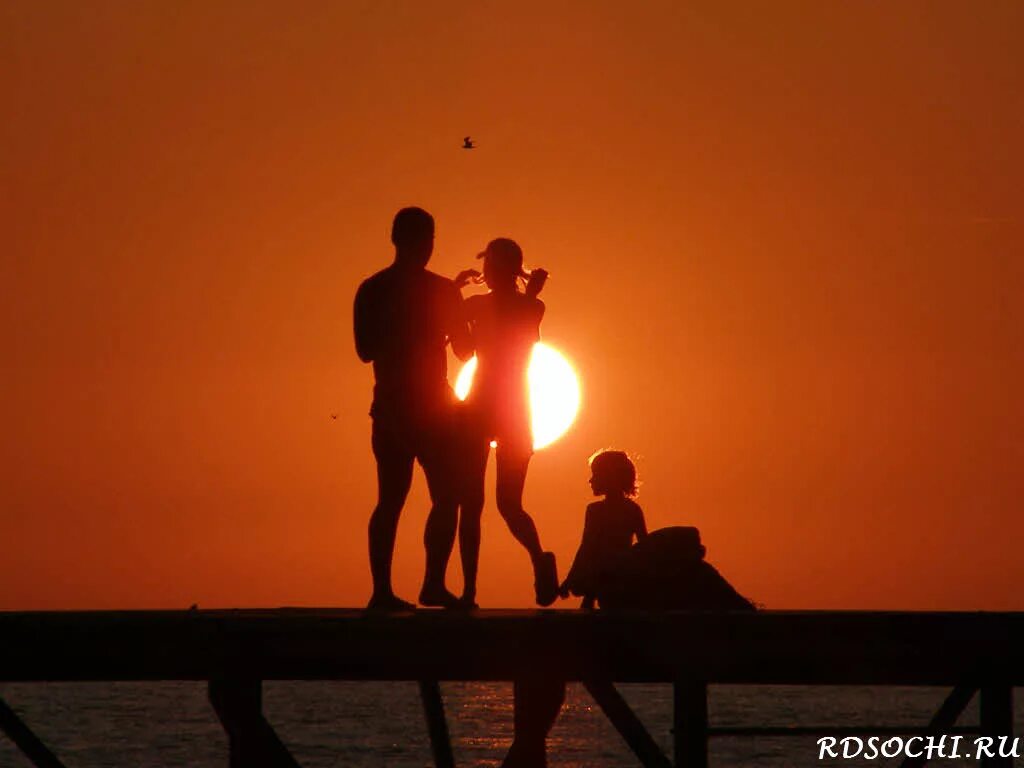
left=900, top=683, right=977, bottom=768
left=418, top=680, right=455, bottom=768
left=673, top=680, right=708, bottom=768
left=583, top=680, right=672, bottom=768
left=979, top=684, right=1014, bottom=768
left=209, top=678, right=301, bottom=768
left=0, top=697, right=68, bottom=768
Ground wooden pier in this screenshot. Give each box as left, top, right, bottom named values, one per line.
left=0, top=609, right=1021, bottom=766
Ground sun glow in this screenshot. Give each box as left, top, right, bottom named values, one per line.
left=455, top=343, right=581, bottom=450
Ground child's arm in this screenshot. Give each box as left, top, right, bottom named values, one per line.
left=633, top=503, right=648, bottom=543
left=559, top=505, right=596, bottom=598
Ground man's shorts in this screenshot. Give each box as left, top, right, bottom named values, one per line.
left=371, top=417, right=460, bottom=502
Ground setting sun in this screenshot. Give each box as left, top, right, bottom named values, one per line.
left=455, top=342, right=581, bottom=450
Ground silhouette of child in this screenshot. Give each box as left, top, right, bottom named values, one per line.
left=559, top=450, right=647, bottom=610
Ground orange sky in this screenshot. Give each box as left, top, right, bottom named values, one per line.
left=2, top=2, right=1021, bottom=610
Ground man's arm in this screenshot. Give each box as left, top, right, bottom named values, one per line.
left=353, top=282, right=376, bottom=363
left=447, top=283, right=474, bottom=362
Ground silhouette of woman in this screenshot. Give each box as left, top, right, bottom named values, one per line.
left=458, top=238, right=558, bottom=607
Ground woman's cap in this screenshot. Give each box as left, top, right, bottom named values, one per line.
left=476, top=237, right=528, bottom=278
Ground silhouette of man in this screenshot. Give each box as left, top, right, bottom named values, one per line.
left=354, top=207, right=474, bottom=610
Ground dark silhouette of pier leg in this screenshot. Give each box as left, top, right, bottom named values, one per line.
left=502, top=678, right=565, bottom=768
left=674, top=679, right=708, bottom=768
left=0, top=697, right=68, bottom=768
left=583, top=681, right=671, bottom=768
left=418, top=681, right=455, bottom=768
left=900, top=683, right=978, bottom=768
left=979, top=684, right=1014, bottom=768
left=209, top=678, right=301, bottom=768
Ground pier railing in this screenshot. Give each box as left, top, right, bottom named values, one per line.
left=0, top=609, right=1020, bottom=767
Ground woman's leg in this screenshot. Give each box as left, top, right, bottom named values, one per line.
left=458, top=438, right=490, bottom=604
left=496, top=444, right=559, bottom=605
left=494, top=447, right=543, bottom=559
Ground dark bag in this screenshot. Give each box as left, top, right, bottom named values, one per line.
left=595, top=526, right=756, bottom=611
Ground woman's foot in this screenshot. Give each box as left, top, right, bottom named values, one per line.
left=365, top=592, right=417, bottom=612
left=533, top=552, right=559, bottom=607
left=418, top=584, right=462, bottom=609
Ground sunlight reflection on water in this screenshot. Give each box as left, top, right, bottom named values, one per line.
left=0, top=682, right=1020, bottom=767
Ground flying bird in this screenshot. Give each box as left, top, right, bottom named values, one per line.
left=330, top=413, right=338, bottom=420
left=462, top=136, right=475, bottom=149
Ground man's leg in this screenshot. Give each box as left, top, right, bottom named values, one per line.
left=418, top=427, right=465, bottom=608
left=456, top=437, right=490, bottom=607
left=368, top=421, right=416, bottom=610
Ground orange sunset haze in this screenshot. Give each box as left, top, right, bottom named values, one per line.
left=2, top=2, right=1021, bottom=610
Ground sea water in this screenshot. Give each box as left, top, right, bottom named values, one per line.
left=0, top=682, right=1021, bottom=767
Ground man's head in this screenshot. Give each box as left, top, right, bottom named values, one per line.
left=391, top=207, right=435, bottom=267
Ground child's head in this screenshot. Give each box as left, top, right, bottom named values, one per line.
left=588, top=450, right=638, bottom=497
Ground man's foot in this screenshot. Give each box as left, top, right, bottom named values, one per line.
left=418, top=584, right=462, bottom=609
left=365, top=593, right=417, bottom=612
left=457, top=593, right=479, bottom=610
left=533, top=552, right=559, bottom=607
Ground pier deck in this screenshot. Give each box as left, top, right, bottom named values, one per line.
left=1, top=610, right=1021, bottom=767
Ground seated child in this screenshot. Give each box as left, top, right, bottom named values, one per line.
left=559, top=450, right=647, bottom=610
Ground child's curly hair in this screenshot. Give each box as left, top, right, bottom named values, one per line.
left=588, top=450, right=639, bottom=497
